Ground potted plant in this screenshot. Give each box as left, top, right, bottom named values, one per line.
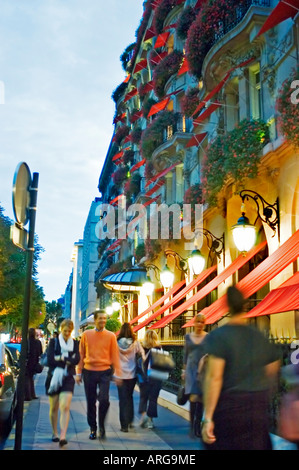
left=176, top=5, right=197, bottom=40
left=276, top=66, right=299, bottom=148
left=180, top=87, right=200, bottom=117
left=141, top=110, right=180, bottom=160
left=153, top=50, right=184, bottom=98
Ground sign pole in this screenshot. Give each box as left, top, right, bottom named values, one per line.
left=14, top=172, right=39, bottom=451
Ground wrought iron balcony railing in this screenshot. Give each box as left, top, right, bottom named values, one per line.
left=212, top=0, right=271, bottom=46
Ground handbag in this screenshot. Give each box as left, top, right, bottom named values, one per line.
left=177, top=385, right=189, bottom=406
left=136, top=352, right=148, bottom=384
left=150, top=348, right=175, bottom=372
left=40, top=337, right=58, bottom=368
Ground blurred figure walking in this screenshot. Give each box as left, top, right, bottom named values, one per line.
left=138, top=330, right=163, bottom=430
left=76, top=310, right=122, bottom=440
left=25, top=328, right=42, bottom=401
left=202, top=285, right=281, bottom=450
left=45, top=319, right=80, bottom=447
left=115, top=322, right=145, bottom=432
left=182, top=313, right=207, bottom=438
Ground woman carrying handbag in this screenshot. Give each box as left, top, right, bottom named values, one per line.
left=45, top=319, right=80, bottom=447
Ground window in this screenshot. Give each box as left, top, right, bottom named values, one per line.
left=225, top=77, right=239, bottom=131
left=249, top=63, right=262, bottom=120
left=176, top=164, right=184, bottom=203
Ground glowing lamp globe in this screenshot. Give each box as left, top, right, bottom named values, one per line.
left=232, top=214, right=256, bottom=253
left=188, top=249, right=205, bottom=275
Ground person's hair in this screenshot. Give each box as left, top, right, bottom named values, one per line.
left=118, top=322, right=136, bottom=341
left=94, top=310, right=106, bottom=320
left=28, top=328, right=36, bottom=339
left=60, top=319, right=74, bottom=331
left=194, top=313, right=205, bottom=322
left=142, top=330, right=160, bottom=349
left=227, top=286, right=245, bottom=315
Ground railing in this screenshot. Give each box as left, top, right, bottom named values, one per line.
left=212, top=0, right=271, bottom=46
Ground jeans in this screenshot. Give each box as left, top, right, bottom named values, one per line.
left=82, top=369, right=111, bottom=431
left=138, top=378, right=162, bottom=418
left=117, top=377, right=137, bottom=428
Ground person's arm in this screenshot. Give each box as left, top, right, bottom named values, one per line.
left=75, top=335, right=85, bottom=383
left=201, top=355, right=225, bottom=445
left=110, top=334, right=122, bottom=383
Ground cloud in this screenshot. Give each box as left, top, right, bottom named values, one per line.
left=0, top=0, right=143, bottom=300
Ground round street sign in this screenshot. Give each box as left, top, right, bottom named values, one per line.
left=12, top=162, right=31, bottom=226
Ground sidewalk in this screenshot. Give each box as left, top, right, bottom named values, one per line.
left=3, top=370, right=297, bottom=451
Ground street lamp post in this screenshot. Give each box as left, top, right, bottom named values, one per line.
left=13, top=170, right=39, bottom=451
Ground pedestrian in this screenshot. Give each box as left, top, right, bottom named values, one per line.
left=138, top=330, right=163, bottom=430
left=181, top=313, right=207, bottom=438
left=75, top=310, right=122, bottom=440
left=25, top=328, right=43, bottom=401
left=201, top=285, right=281, bottom=450
left=115, top=322, right=145, bottom=432
left=45, top=319, right=80, bottom=447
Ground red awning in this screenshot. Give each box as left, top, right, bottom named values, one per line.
left=177, top=56, right=190, bottom=76
left=130, top=279, right=186, bottom=325
left=193, top=101, right=221, bottom=127
left=144, top=179, right=165, bottom=197
left=145, top=162, right=180, bottom=187
left=155, top=32, right=170, bottom=49
left=192, top=74, right=230, bottom=117
left=134, top=58, right=148, bottom=74
left=112, top=150, right=124, bottom=162
left=124, top=88, right=138, bottom=103
left=186, top=132, right=208, bottom=148
left=135, top=266, right=217, bottom=332
left=198, top=230, right=299, bottom=325
left=140, top=81, right=154, bottom=94
left=123, top=135, right=132, bottom=143
left=192, top=58, right=255, bottom=118
left=257, top=0, right=299, bottom=37
left=113, top=113, right=126, bottom=124
left=150, top=51, right=168, bottom=66
left=123, top=74, right=130, bottom=83
left=245, top=271, right=299, bottom=318
left=107, top=239, right=122, bottom=251
left=144, top=27, right=156, bottom=41
left=148, top=97, right=170, bottom=118
left=110, top=194, right=124, bottom=206
left=131, top=159, right=146, bottom=173
left=154, top=241, right=267, bottom=329
left=130, top=110, right=143, bottom=124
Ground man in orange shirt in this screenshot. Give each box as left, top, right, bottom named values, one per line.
left=76, top=310, right=121, bottom=440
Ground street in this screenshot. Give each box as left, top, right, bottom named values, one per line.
left=1, top=369, right=297, bottom=453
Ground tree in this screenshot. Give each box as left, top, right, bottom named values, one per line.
left=0, top=205, right=46, bottom=334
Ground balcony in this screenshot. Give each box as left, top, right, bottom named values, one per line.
left=210, top=0, right=271, bottom=48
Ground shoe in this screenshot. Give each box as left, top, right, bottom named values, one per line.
left=147, top=418, right=154, bottom=429
left=89, top=430, right=97, bottom=440
left=140, top=416, right=148, bottom=428
left=52, top=434, right=59, bottom=443
left=99, top=426, right=106, bottom=440
left=59, top=439, right=68, bottom=447
left=120, top=426, right=128, bottom=432
left=32, top=396, right=39, bottom=399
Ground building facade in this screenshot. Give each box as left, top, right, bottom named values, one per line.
left=95, top=0, right=299, bottom=344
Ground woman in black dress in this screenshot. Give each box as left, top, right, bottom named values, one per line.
left=45, top=319, right=80, bottom=447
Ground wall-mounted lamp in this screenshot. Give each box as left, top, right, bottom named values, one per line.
left=164, top=248, right=206, bottom=276
left=232, top=190, right=280, bottom=253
